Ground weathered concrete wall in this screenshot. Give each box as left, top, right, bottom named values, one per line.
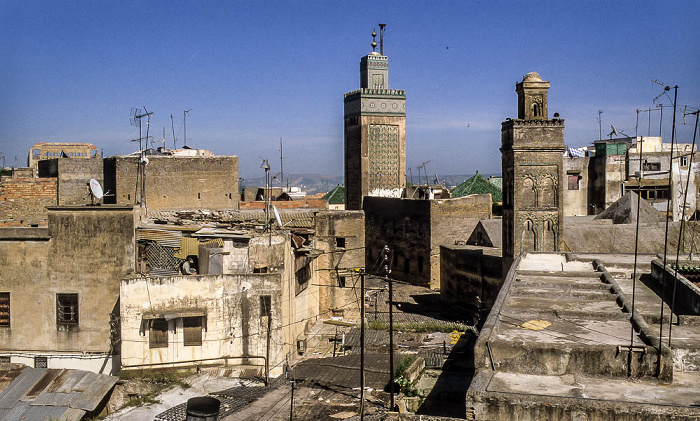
left=563, top=156, right=589, bottom=216
left=104, top=155, right=239, bottom=210
left=590, top=154, right=626, bottom=213
left=440, top=245, right=502, bottom=313
left=0, top=206, right=135, bottom=374
left=57, top=158, right=104, bottom=206
left=0, top=177, right=57, bottom=226
left=314, top=210, right=365, bottom=319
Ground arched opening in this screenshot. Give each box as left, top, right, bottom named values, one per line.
left=521, top=219, right=536, bottom=252
left=542, top=219, right=556, bottom=251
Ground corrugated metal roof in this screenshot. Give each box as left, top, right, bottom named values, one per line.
left=136, top=228, right=182, bottom=247
left=0, top=367, right=116, bottom=419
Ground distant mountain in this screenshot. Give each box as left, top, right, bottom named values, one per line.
left=240, top=173, right=501, bottom=195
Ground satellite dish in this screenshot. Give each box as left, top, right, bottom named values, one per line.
left=611, top=125, right=618, bottom=136
left=273, top=205, right=283, bottom=228
left=140, top=156, right=149, bottom=165
left=89, top=179, right=104, bottom=200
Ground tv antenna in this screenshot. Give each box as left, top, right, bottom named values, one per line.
left=184, top=109, right=192, bottom=147
left=171, top=114, right=177, bottom=149
left=597, top=110, right=604, bottom=140
left=417, top=160, right=431, bottom=185
left=378, top=23, right=386, bottom=55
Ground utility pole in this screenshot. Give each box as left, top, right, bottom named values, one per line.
left=598, top=110, right=603, bottom=140
left=265, top=303, right=271, bottom=387
left=360, top=269, right=365, bottom=420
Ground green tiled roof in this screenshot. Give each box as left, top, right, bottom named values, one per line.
left=452, top=173, right=502, bottom=202
left=322, top=185, right=345, bottom=204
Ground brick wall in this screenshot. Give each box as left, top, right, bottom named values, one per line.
left=0, top=177, right=57, bottom=226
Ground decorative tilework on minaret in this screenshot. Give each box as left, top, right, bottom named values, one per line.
left=344, top=29, right=406, bottom=210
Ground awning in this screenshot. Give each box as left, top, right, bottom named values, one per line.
left=143, top=309, right=206, bottom=320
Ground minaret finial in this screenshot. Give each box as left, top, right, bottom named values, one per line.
left=371, top=28, right=377, bottom=52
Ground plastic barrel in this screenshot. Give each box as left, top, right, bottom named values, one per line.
left=185, top=396, right=221, bottom=421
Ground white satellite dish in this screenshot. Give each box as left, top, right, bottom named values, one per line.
left=273, top=205, right=283, bottom=228
left=89, top=179, right=104, bottom=200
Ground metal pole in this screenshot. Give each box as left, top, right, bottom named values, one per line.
left=360, top=270, right=365, bottom=420
left=265, top=309, right=271, bottom=387
left=289, top=377, right=294, bottom=421
left=382, top=246, right=394, bottom=411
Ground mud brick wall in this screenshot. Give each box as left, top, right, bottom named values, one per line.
left=0, top=177, right=57, bottom=225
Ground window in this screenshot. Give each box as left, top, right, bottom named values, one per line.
left=56, top=294, right=79, bottom=327
left=681, top=156, right=689, bottom=167
left=337, top=275, right=346, bottom=288
left=0, top=356, right=10, bottom=363
left=568, top=174, right=580, bottom=191
left=253, top=266, right=268, bottom=274
left=260, top=295, right=272, bottom=317
left=34, top=356, right=48, bottom=368
left=643, top=161, right=661, bottom=171
left=149, top=318, right=168, bottom=348
left=183, top=317, right=203, bottom=346
left=296, top=339, right=307, bottom=355
left=335, top=237, right=346, bottom=249
left=0, top=293, right=9, bottom=327
left=295, top=265, right=310, bottom=295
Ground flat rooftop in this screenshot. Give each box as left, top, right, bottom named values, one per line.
left=467, top=252, right=700, bottom=420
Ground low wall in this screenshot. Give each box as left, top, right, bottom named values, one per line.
left=651, top=259, right=700, bottom=316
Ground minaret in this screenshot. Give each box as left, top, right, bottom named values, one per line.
left=501, top=72, right=565, bottom=275
left=344, top=28, right=406, bottom=210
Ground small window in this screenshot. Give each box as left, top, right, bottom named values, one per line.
left=643, top=161, right=661, bottom=171
left=337, top=276, right=346, bottom=288
left=149, top=318, right=168, bottom=348
left=568, top=174, right=580, bottom=190
left=295, top=265, right=310, bottom=295
left=34, top=356, right=48, bottom=368
left=335, top=237, right=346, bottom=249
left=253, top=266, right=268, bottom=274
left=0, top=356, right=10, bottom=363
left=681, top=156, right=689, bottom=167
left=260, top=295, right=272, bottom=317
left=296, top=339, right=306, bottom=355
left=56, top=294, right=79, bottom=327
left=0, top=293, right=9, bottom=328
left=183, top=317, right=203, bottom=346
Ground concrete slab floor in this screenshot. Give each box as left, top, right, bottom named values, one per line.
left=105, top=373, right=252, bottom=421
left=486, top=371, right=700, bottom=407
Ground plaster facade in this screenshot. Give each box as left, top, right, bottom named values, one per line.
left=0, top=206, right=136, bottom=374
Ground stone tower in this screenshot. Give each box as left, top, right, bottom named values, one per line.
left=344, top=31, right=406, bottom=210
left=501, top=72, right=565, bottom=274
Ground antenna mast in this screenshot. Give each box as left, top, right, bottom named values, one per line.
left=184, top=109, right=192, bottom=147
left=378, top=23, right=386, bottom=55
left=279, top=137, right=284, bottom=189
left=171, top=114, right=176, bottom=149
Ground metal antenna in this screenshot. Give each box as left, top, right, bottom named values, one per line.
left=417, top=160, right=431, bottom=185
left=171, top=114, right=176, bottom=149
left=378, top=23, right=386, bottom=55
left=598, top=110, right=604, bottom=140
left=184, top=109, right=192, bottom=147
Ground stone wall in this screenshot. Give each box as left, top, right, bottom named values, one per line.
left=314, top=211, right=365, bottom=320
left=440, top=245, right=502, bottom=314
left=104, top=155, right=239, bottom=210
left=57, top=158, right=104, bottom=205
left=0, top=176, right=57, bottom=226
left=364, top=195, right=492, bottom=289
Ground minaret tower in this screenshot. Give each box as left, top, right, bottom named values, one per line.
left=344, top=27, right=406, bottom=210
left=501, top=72, right=566, bottom=274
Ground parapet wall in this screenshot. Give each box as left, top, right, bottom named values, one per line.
left=0, top=177, right=57, bottom=226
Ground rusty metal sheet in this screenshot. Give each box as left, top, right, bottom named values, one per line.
left=72, top=374, right=118, bottom=411
left=31, top=390, right=81, bottom=407
left=136, top=228, right=182, bottom=247
left=0, top=367, right=45, bottom=408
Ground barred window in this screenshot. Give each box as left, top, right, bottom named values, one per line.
left=183, top=317, right=203, bottom=347
left=149, top=318, right=168, bottom=348
left=567, top=174, right=580, bottom=190
left=0, top=293, right=9, bottom=327
left=34, top=356, right=48, bottom=368
left=56, top=294, right=79, bottom=326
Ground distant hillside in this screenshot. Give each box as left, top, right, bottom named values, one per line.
left=240, top=173, right=501, bottom=195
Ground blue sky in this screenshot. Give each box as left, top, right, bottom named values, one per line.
left=1, top=1, right=698, bottom=180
